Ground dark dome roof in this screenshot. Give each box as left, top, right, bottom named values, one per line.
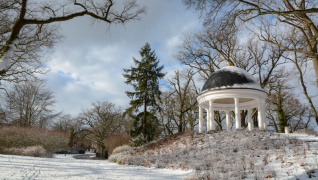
left=202, top=66, right=262, bottom=92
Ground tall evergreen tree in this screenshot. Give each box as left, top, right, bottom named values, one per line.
left=123, top=42, right=165, bottom=142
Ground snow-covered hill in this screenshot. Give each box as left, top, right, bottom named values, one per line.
left=118, top=130, right=318, bottom=180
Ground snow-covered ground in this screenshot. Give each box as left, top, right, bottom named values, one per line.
left=1, top=131, right=318, bottom=180
left=0, top=153, right=192, bottom=180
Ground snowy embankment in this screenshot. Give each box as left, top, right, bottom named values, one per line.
left=118, top=130, right=318, bottom=180
left=0, top=153, right=192, bottom=180
left=1, top=131, right=318, bottom=180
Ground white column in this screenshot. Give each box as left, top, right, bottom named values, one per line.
left=209, top=100, right=215, bottom=130
left=206, top=108, right=210, bottom=131
left=285, top=126, right=289, bottom=134
left=226, top=111, right=230, bottom=131
left=257, top=99, right=263, bottom=130
left=247, top=108, right=253, bottom=131
left=234, top=97, right=241, bottom=129
left=199, top=105, right=203, bottom=133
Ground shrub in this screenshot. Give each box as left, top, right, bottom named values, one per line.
left=4, top=145, right=47, bottom=157
left=23, top=146, right=47, bottom=157
left=112, top=145, right=132, bottom=154
left=108, top=153, right=122, bottom=163
left=104, top=133, right=132, bottom=154
left=0, top=126, right=68, bottom=156
left=108, top=147, right=135, bottom=164
left=130, top=133, right=147, bottom=147
left=78, top=149, right=85, bottom=154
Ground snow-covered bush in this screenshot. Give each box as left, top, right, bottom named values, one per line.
left=112, top=145, right=132, bottom=154
left=5, top=145, right=47, bottom=157
left=108, top=153, right=122, bottom=163
left=130, top=133, right=147, bottom=147
left=23, top=146, right=47, bottom=157
left=108, top=147, right=135, bottom=164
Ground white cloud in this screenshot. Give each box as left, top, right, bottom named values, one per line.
left=43, top=0, right=201, bottom=116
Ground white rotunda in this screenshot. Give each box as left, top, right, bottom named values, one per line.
left=197, top=66, right=267, bottom=133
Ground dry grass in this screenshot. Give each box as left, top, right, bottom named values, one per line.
left=299, top=129, right=318, bottom=136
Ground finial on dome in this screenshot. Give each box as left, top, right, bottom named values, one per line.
left=227, top=61, right=233, bottom=66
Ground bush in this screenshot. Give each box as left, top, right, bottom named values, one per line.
left=78, top=149, right=85, bottom=154
left=108, top=153, right=122, bottom=163
left=0, top=126, right=68, bottom=157
left=23, top=146, right=47, bottom=157
left=112, top=145, right=132, bottom=154
left=108, top=145, right=133, bottom=164
left=104, top=133, right=132, bottom=154
left=108, top=147, right=135, bottom=164
left=130, top=133, right=147, bottom=147
left=4, top=145, right=47, bottom=157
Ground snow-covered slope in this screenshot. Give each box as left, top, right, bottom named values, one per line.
left=119, top=130, right=318, bottom=180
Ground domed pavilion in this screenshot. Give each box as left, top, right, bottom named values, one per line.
left=196, top=66, right=267, bottom=133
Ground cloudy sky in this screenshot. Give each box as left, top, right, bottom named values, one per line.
left=44, top=0, right=201, bottom=116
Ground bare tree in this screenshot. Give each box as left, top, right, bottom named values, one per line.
left=52, top=114, right=75, bottom=133
left=157, top=91, right=176, bottom=135
left=280, top=36, right=318, bottom=123
left=4, top=80, right=59, bottom=128
left=0, top=0, right=146, bottom=83
left=177, top=27, right=285, bottom=89
left=158, top=69, right=199, bottom=134
left=267, top=79, right=313, bottom=132
left=79, top=101, right=124, bottom=157
left=183, top=0, right=318, bottom=87
left=52, top=114, right=84, bottom=148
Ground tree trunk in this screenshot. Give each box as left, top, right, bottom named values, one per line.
left=276, top=88, right=287, bottom=133
left=215, top=111, right=223, bottom=130
left=68, top=128, right=75, bottom=148
left=178, top=113, right=183, bottom=133
left=143, top=98, right=147, bottom=139
left=295, top=54, right=318, bottom=125
left=240, top=110, right=246, bottom=128
left=311, top=55, right=318, bottom=87
left=252, top=109, right=258, bottom=128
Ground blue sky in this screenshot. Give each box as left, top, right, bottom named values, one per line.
left=43, top=0, right=202, bottom=116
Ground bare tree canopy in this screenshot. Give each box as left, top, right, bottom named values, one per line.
left=183, top=0, right=318, bottom=24
left=0, top=0, right=146, bottom=83
left=79, top=101, right=125, bottom=157
left=183, top=0, right=318, bottom=86
left=160, top=69, right=199, bottom=134
left=3, top=80, right=59, bottom=128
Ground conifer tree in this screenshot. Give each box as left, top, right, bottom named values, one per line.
left=123, top=42, right=165, bottom=142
